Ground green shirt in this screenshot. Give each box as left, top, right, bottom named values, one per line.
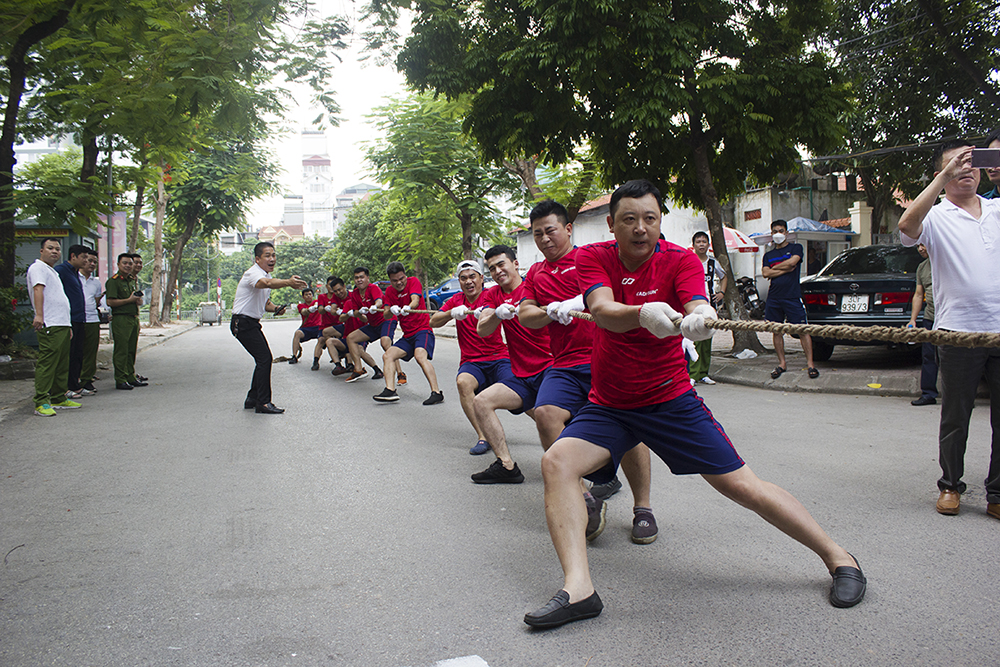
left=915, top=258, right=934, bottom=321
left=105, top=273, right=138, bottom=316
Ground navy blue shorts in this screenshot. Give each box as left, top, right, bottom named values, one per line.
left=359, top=324, right=379, bottom=340
left=559, top=390, right=745, bottom=485
left=458, top=359, right=515, bottom=394
left=535, top=364, right=591, bottom=418
left=296, top=326, right=324, bottom=342
left=765, top=297, right=808, bottom=325
left=379, top=320, right=398, bottom=339
left=393, top=330, right=435, bottom=362
left=326, top=323, right=345, bottom=337
left=500, top=370, right=547, bottom=415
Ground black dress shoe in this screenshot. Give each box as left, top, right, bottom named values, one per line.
left=829, top=555, right=866, bottom=608
left=255, top=402, right=285, bottom=414
left=136, top=374, right=148, bottom=382
left=116, top=382, right=134, bottom=390
left=130, top=380, right=148, bottom=387
left=524, top=590, right=603, bottom=628
left=911, top=395, right=936, bottom=406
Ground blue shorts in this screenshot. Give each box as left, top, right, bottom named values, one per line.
left=559, top=390, right=745, bottom=485
left=458, top=359, right=515, bottom=394
left=499, top=370, right=547, bottom=415
left=296, top=326, right=324, bottom=342
left=327, top=323, right=345, bottom=337
left=535, top=365, right=591, bottom=418
left=765, top=297, right=807, bottom=325
left=380, top=320, right=398, bottom=339
left=393, top=330, right=435, bottom=362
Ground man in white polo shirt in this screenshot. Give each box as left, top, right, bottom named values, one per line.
left=898, top=139, right=1000, bottom=520
left=27, top=237, right=82, bottom=416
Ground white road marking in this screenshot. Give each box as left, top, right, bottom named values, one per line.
left=401, top=657, right=489, bottom=667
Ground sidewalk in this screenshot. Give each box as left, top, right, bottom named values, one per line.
left=0, top=320, right=199, bottom=421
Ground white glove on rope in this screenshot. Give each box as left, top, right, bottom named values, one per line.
left=680, top=303, right=717, bottom=341
left=359, top=306, right=369, bottom=315
left=347, top=310, right=356, bottom=318
left=549, top=294, right=585, bottom=326
left=308, top=304, right=318, bottom=313
left=451, top=306, right=469, bottom=321
left=472, top=306, right=484, bottom=319
left=495, top=303, right=517, bottom=320
left=401, top=305, right=412, bottom=316
left=638, top=301, right=682, bottom=338
left=324, top=305, right=332, bottom=313
left=390, top=305, right=401, bottom=316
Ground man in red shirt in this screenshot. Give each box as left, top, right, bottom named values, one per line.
left=523, top=180, right=866, bottom=629
left=470, top=245, right=553, bottom=485
left=430, top=259, right=513, bottom=453
left=374, top=262, right=442, bottom=404
left=517, top=199, right=657, bottom=545
left=315, top=276, right=351, bottom=374
left=290, top=288, right=327, bottom=369
left=342, top=266, right=392, bottom=383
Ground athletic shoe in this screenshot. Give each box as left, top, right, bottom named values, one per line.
left=472, top=458, right=524, bottom=484
left=699, top=376, right=717, bottom=385
left=82, top=382, right=97, bottom=392
left=396, top=372, right=407, bottom=386
left=78, top=387, right=96, bottom=396
left=371, top=368, right=384, bottom=380
left=373, top=388, right=399, bottom=402
left=331, top=363, right=350, bottom=376
left=51, top=399, right=82, bottom=410
left=311, top=358, right=320, bottom=371
left=34, top=404, right=56, bottom=417
left=585, top=497, right=607, bottom=541
left=344, top=362, right=355, bottom=373
left=422, top=391, right=444, bottom=405
left=631, top=508, right=658, bottom=544
left=591, top=476, right=622, bottom=501
left=288, top=356, right=299, bottom=364
left=345, top=370, right=368, bottom=383
left=470, top=439, right=490, bottom=455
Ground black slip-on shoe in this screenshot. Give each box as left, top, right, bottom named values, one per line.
left=116, top=383, right=134, bottom=390
left=911, top=395, right=937, bottom=406
left=524, top=590, right=603, bottom=629
left=255, top=402, right=285, bottom=414
left=829, top=555, right=866, bottom=608
left=130, top=380, right=148, bottom=387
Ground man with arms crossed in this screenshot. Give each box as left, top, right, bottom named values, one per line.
left=898, top=140, right=1000, bottom=519
left=517, top=199, right=657, bottom=544
left=430, top=259, right=513, bottom=453
left=231, top=241, right=306, bottom=414
left=524, top=180, right=865, bottom=629
left=762, top=219, right=818, bottom=379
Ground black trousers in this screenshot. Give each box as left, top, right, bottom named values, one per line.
left=231, top=314, right=272, bottom=407
left=918, top=318, right=939, bottom=399
left=68, top=321, right=86, bottom=390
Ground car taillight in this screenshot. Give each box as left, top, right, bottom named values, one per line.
left=875, top=292, right=911, bottom=305
left=803, top=293, right=835, bottom=306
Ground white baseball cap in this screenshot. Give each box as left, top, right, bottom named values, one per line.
left=456, top=259, right=483, bottom=276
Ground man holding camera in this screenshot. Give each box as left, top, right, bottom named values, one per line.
left=105, top=253, right=147, bottom=390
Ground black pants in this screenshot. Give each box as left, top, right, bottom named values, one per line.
left=918, top=319, right=939, bottom=399
left=68, top=321, right=86, bottom=390
left=231, top=314, right=272, bottom=407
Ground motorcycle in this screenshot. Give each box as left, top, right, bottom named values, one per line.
left=736, top=276, right=765, bottom=320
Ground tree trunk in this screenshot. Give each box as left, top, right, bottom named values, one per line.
left=0, top=2, right=75, bottom=287
left=565, top=166, right=597, bottom=224
left=80, top=130, right=99, bottom=182
left=129, top=162, right=147, bottom=252
left=160, top=216, right=196, bottom=322
left=503, top=156, right=542, bottom=201
left=148, top=170, right=168, bottom=327
left=459, top=211, right=474, bottom=260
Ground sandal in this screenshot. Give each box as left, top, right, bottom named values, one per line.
left=770, top=366, right=786, bottom=379
left=808, top=367, right=820, bottom=379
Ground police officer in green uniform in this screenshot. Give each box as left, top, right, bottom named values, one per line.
left=105, top=253, right=147, bottom=390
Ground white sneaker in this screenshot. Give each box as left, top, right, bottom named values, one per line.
left=699, top=376, right=717, bottom=385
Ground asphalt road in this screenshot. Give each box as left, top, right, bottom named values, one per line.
left=1, top=320, right=997, bottom=666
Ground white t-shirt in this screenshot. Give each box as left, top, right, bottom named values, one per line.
left=232, top=263, right=270, bottom=319
left=80, top=273, right=102, bottom=323
left=901, top=195, right=1000, bottom=333
left=26, top=259, right=71, bottom=327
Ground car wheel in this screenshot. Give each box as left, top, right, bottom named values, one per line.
left=812, top=341, right=835, bottom=362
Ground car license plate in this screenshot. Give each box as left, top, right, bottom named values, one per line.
left=841, top=294, right=869, bottom=313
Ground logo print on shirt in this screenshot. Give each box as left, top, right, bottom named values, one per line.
left=622, top=278, right=636, bottom=285
left=635, top=289, right=659, bottom=297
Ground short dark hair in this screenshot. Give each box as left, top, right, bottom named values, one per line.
left=254, top=241, right=274, bottom=258
left=117, top=252, right=132, bottom=263
left=770, top=219, right=788, bottom=232
left=386, top=261, right=405, bottom=276
left=529, top=199, right=570, bottom=226
left=68, top=244, right=89, bottom=258
left=932, top=139, right=974, bottom=171
left=328, top=276, right=344, bottom=287
left=485, top=244, right=516, bottom=263
left=39, top=237, right=61, bottom=249
left=609, top=180, right=664, bottom=218
left=130, top=253, right=142, bottom=261
left=301, top=288, right=313, bottom=296
left=353, top=266, right=369, bottom=276
left=84, top=247, right=99, bottom=257
left=692, top=231, right=709, bottom=244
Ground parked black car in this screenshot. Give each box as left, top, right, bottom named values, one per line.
left=799, top=244, right=924, bottom=361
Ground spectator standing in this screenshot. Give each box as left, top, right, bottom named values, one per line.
left=78, top=250, right=103, bottom=393
left=906, top=243, right=938, bottom=406
left=689, top=231, right=726, bottom=385
left=27, top=238, right=81, bottom=416
left=105, top=254, right=146, bottom=390
left=984, top=135, right=999, bottom=199
left=54, top=244, right=91, bottom=396
left=762, top=219, right=818, bottom=379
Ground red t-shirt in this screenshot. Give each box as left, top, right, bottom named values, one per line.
left=297, top=300, right=324, bottom=328
left=342, top=292, right=362, bottom=335
left=442, top=291, right=508, bottom=365
left=316, top=293, right=337, bottom=327
left=576, top=239, right=705, bottom=409
left=384, top=276, right=431, bottom=337
left=353, top=283, right=385, bottom=328
left=482, top=282, right=552, bottom=378
left=523, top=247, right=596, bottom=368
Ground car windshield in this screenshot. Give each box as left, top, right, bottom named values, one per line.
left=820, top=245, right=922, bottom=276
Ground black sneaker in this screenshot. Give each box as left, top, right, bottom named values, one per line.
left=288, top=356, right=299, bottom=365
left=591, top=476, right=622, bottom=501
left=371, top=368, right=384, bottom=380
left=331, top=363, right=350, bottom=376
left=585, top=497, right=607, bottom=541
left=373, top=388, right=399, bottom=402
left=472, top=458, right=524, bottom=484
left=422, top=391, right=444, bottom=405
left=311, top=358, right=320, bottom=371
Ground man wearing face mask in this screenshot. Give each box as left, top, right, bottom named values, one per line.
left=762, top=219, right=818, bottom=379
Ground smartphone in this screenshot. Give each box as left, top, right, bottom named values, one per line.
left=971, top=148, right=1000, bottom=168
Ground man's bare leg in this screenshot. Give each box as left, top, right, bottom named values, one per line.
left=457, top=373, right=486, bottom=440
left=413, top=348, right=440, bottom=392
left=801, top=332, right=815, bottom=368
left=620, top=445, right=652, bottom=508
left=382, top=347, right=404, bottom=391
left=773, top=333, right=786, bottom=370
left=472, top=383, right=524, bottom=468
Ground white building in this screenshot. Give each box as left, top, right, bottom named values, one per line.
left=300, top=130, right=335, bottom=238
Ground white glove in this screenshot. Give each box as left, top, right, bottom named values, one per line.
left=359, top=306, right=368, bottom=315
left=347, top=310, right=356, bottom=318
left=308, top=304, right=318, bottom=312
left=638, top=301, right=682, bottom=338
left=401, top=305, right=412, bottom=316
left=549, top=294, right=585, bottom=326
left=472, top=306, right=484, bottom=319
left=682, top=336, right=699, bottom=362
left=451, top=306, right=469, bottom=321
left=390, top=305, right=402, bottom=316
left=680, top=304, right=716, bottom=341
left=324, top=305, right=332, bottom=313
left=495, top=303, right=517, bottom=320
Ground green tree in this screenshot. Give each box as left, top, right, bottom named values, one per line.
left=324, top=193, right=397, bottom=281
left=13, top=147, right=119, bottom=229
left=266, top=237, right=336, bottom=306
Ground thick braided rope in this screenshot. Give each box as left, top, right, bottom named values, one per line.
left=566, top=310, right=1000, bottom=349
